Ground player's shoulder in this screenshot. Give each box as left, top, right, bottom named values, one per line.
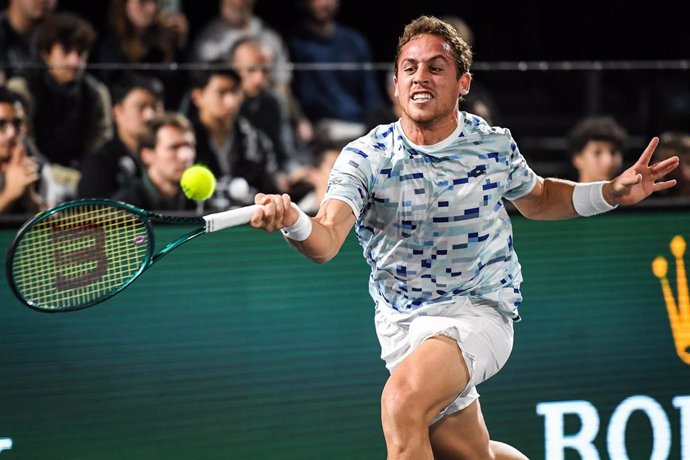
left=462, top=112, right=515, bottom=149
left=462, top=112, right=510, bottom=137
left=343, top=122, right=396, bottom=155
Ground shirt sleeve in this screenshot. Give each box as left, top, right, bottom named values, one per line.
left=503, top=130, right=538, bottom=200
left=322, top=143, right=375, bottom=218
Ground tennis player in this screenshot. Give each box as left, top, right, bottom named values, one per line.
left=250, top=16, right=679, bottom=460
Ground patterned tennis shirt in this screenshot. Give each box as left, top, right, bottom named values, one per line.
left=324, top=112, right=538, bottom=320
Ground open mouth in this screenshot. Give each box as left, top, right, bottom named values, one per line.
left=411, top=92, right=433, bottom=102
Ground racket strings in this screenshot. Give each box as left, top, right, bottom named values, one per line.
left=12, top=204, right=150, bottom=310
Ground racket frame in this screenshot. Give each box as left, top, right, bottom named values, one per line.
left=6, top=199, right=208, bottom=313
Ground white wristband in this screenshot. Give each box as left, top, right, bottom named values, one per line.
left=280, top=204, right=313, bottom=241
left=572, top=181, right=617, bottom=217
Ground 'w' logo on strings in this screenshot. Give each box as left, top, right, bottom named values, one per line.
left=652, top=235, right=690, bottom=365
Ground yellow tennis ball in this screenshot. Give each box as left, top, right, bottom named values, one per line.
left=180, top=165, right=216, bottom=201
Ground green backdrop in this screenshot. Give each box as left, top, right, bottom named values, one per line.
left=1, top=210, right=689, bottom=459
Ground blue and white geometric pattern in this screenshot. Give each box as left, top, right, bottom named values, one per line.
left=324, top=112, right=537, bottom=320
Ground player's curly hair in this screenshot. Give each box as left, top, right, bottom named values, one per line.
left=395, top=15, right=473, bottom=79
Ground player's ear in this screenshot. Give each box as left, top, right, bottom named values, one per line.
left=393, top=74, right=399, bottom=99
left=459, top=72, right=472, bottom=96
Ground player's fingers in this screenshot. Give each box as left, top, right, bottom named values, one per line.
left=249, top=207, right=266, bottom=228
left=281, top=194, right=293, bottom=226
left=620, top=171, right=642, bottom=187
left=651, top=156, right=680, bottom=178
left=653, top=179, right=677, bottom=192
left=263, top=198, right=276, bottom=222
left=634, top=137, right=659, bottom=167
left=273, top=194, right=286, bottom=225
left=254, top=193, right=266, bottom=205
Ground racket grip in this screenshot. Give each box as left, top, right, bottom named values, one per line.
left=204, top=204, right=261, bottom=232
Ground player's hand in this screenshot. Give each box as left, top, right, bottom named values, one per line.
left=603, top=137, right=679, bottom=206
left=250, top=193, right=299, bottom=232
left=1, top=145, right=39, bottom=201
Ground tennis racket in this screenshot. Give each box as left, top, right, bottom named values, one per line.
left=6, top=199, right=260, bottom=313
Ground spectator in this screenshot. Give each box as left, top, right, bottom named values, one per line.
left=78, top=72, right=164, bottom=198
left=0, top=0, right=57, bottom=83
left=365, top=69, right=401, bottom=131
left=97, top=0, right=189, bottom=108
left=0, top=86, right=42, bottom=213
left=442, top=15, right=499, bottom=125
left=288, top=0, right=383, bottom=142
left=187, top=65, right=280, bottom=208
left=568, top=116, right=627, bottom=182
left=192, top=0, right=291, bottom=95
left=230, top=37, right=299, bottom=179
left=8, top=12, right=112, bottom=167
left=113, top=112, right=197, bottom=210
left=655, top=132, right=690, bottom=198
left=7, top=12, right=112, bottom=204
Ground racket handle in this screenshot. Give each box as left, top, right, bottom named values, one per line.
left=203, top=204, right=261, bottom=232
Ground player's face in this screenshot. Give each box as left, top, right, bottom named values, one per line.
left=149, top=126, right=196, bottom=183
left=395, top=34, right=469, bottom=129
left=0, top=102, right=23, bottom=162
left=573, top=140, right=623, bottom=182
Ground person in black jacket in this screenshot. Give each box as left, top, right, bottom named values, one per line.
left=78, top=73, right=164, bottom=199
left=113, top=112, right=197, bottom=211
left=7, top=12, right=112, bottom=168
left=187, top=65, right=279, bottom=209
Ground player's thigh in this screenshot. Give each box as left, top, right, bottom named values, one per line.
left=429, top=399, right=492, bottom=460
left=382, top=335, right=470, bottom=419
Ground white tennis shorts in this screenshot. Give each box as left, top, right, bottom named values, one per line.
left=374, top=296, right=514, bottom=425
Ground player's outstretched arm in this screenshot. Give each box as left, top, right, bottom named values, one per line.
left=512, top=137, right=679, bottom=220
left=250, top=193, right=356, bottom=264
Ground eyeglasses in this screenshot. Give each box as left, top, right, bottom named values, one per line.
left=0, top=118, right=24, bottom=131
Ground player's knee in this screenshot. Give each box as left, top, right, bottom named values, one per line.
left=380, top=379, right=428, bottom=427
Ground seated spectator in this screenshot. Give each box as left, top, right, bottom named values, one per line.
left=568, top=116, right=627, bottom=183
left=365, top=69, right=401, bottom=131
left=0, top=86, right=42, bottom=213
left=298, top=141, right=339, bottom=216
left=7, top=12, right=112, bottom=169
left=288, top=0, right=383, bottom=142
left=97, top=0, right=189, bottom=108
left=0, top=0, right=57, bottom=83
left=230, top=37, right=300, bottom=179
left=113, top=112, right=197, bottom=211
left=78, top=72, right=164, bottom=198
left=187, top=65, right=279, bottom=209
left=654, top=132, right=690, bottom=198
left=192, top=0, right=291, bottom=95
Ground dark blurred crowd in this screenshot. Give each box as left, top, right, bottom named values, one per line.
left=1, top=0, right=688, bottom=215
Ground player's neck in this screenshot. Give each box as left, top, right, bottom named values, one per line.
left=400, top=113, right=459, bottom=146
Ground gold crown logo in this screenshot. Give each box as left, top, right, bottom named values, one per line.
left=652, top=236, right=690, bottom=365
